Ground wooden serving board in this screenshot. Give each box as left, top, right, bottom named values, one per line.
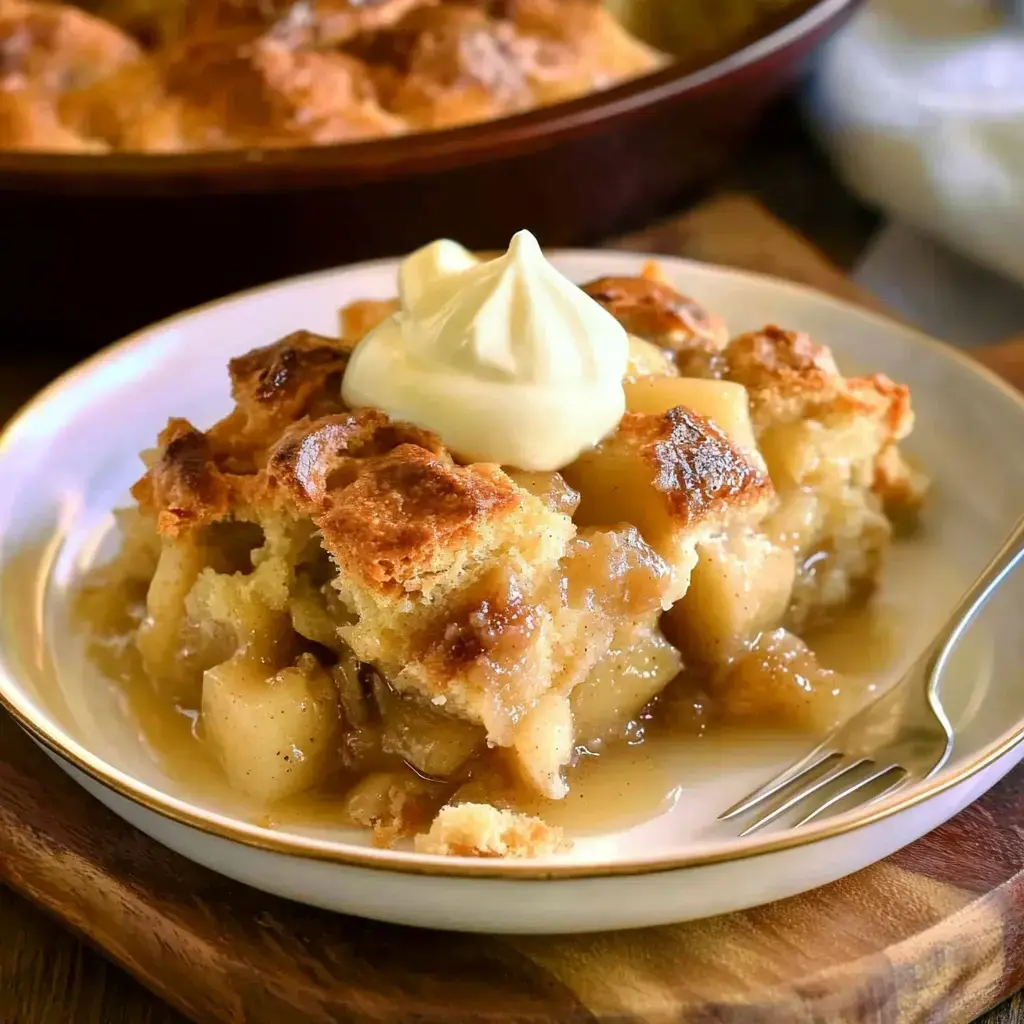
left=2, top=196, right=1024, bottom=1024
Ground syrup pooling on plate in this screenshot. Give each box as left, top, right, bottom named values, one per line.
left=74, top=568, right=929, bottom=839
left=76, top=234, right=928, bottom=857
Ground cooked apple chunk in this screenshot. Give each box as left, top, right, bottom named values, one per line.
left=503, top=469, right=581, bottom=517
left=135, top=535, right=206, bottom=693
left=665, top=530, right=796, bottom=665
left=375, top=678, right=485, bottom=779
left=563, top=408, right=774, bottom=590
left=202, top=652, right=340, bottom=803
left=512, top=693, right=574, bottom=799
left=571, top=622, right=682, bottom=745
left=626, top=335, right=679, bottom=379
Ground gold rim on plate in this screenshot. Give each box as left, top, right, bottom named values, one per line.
left=1, top=256, right=1023, bottom=880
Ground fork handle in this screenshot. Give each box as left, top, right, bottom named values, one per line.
left=931, top=513, right=1024, bottom=675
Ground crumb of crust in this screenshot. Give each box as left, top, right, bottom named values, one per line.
left=414, top=803, right=568, bottom=858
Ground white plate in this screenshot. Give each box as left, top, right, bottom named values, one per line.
left=1, top=252, right=1022, bottom=934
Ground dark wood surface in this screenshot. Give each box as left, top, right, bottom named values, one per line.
left=2, top=193, right=1023, bottom=1024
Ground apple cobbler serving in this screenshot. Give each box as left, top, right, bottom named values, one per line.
left=82, top=232, right=926, bottom=858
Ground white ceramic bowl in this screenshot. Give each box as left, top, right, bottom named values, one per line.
left=1, top=252, right=1022, bottom=934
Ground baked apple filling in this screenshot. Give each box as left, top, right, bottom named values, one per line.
left=81, top=236, right=925, bottom=857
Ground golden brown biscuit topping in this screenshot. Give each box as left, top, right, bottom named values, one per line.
left=317, top=447, right=523, bottom=593
left=581, top=274, right=729, bottom=379
left=725, top=325, right=841, bottom=399
left=131, top=417, right=238, bottom=535
left=265, top=410, right=445, bottom=508
left=0, top=0, right=141, bottom=89
left=616, top=407, right=773, bottom=529
left=211, top=330, right=352, bottom=460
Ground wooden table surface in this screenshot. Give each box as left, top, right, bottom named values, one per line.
left=2, top=104, right=1023, bottom=1024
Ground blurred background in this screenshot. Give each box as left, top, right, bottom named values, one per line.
left=1, top=0, right=1022, bottom=352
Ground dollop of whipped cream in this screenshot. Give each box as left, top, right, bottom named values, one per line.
left=341, top=230, right=628, bottom=471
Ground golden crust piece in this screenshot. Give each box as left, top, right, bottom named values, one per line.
left=320, top=450, right=524, bottom=595
left=724, top=324, right=912, bottom=437
left=621, top=407, right=774, bottom=528
left=133, top=330, right=352, bottom=532
left=210, top=330, right=353, bottom=462
left=414, top=802, right=566, bottom=857
left=506, top=0, right=663, bottom=86
left=354, top=0, right=661, bottom=130
left=724, top=325, right=919, bottom=507
left=131, top=417, right=241, bottom=535
left=264, top=411, right=529, bottom=597
left=265, top=409, right=443, bottom=508
left=0, top=0, right=142, bottom=150
left=567, top=407, right=773, bottom=535
left=581, top=271, right=729, bottom=379
left=720, top=324, right=922, bottom=626
left=564, top=406, right=773, bottom=595
left=228, top=330, right=352, bottom=408
left=725, top=325, right=841, bottom=414
left=359, top=4, right=541, bottom=128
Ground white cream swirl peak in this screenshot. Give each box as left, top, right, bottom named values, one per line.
left=342, top=231, right=629, bottom=471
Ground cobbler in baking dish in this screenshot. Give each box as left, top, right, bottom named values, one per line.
left=81, top=234, right=926, bottom=858
left=0, top=0, right=663, bottom=152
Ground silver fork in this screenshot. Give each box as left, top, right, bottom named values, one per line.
left=720, top=513, right=1024, bottom=837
